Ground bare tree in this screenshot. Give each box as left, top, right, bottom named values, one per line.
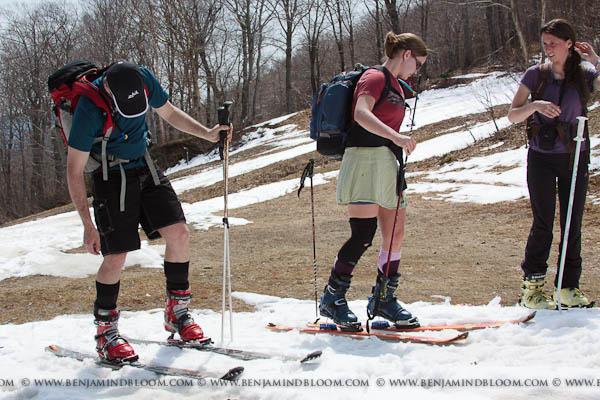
left=383, top=0, right=401, bottom=32
left=224, top=0, right=272, bottom=124
left=156, top=0, right=224, bottom=124
left=300, top=0, right=327, bottom=93
left=340, top=0, right=357, bottom=67
left=509, top=0, right=528, bottom=63
left=81, top=0, right=141, bottom=63
left=268, top=0, right=307, bottom=113
left=539, top=0, right=546, bottom=63
left=462, top=4, right=473, bottom=67
left=415, top=0, right=430, bottom=77
left=364, top=0, right=384, bottom=61
left=0, top=3, right=79, bottom=219
left=485, top=4, right=499, bottom=62
left=325, top=0, right=346, bottom=71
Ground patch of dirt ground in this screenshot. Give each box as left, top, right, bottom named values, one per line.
left=2, top=108, right=600, bottom=326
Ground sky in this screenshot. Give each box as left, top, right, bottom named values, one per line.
left=0, top=71, right=599, bottom=399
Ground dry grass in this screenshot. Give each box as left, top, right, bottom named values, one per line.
left=2, top=104, right=600, bottom=326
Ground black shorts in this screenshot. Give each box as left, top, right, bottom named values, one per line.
left=91, top=164, right=186, bottom=255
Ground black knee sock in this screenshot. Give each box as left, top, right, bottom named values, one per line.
left=164, top=261, right=190, bottom=291
left=95, top=281, right=120, bottom=312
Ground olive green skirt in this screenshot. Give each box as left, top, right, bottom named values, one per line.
left=336, top=146, right=407, bottom=210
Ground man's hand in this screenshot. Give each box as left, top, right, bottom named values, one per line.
left=67, top=146, right=102, bottom=255
left=84, top=224, right=101, bottom=255
left=205, top=124, right=233, bottom=143
left=155, top=101, right=233, bottom=142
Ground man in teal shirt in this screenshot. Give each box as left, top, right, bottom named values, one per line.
left=67, top=60, right=230, bottom=362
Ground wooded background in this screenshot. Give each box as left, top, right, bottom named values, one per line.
left=0, top=0, right=598, bottom=224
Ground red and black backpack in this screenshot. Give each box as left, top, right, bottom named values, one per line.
left=48, top=60, right=159, bottom=211
left=48, top=60, right=117, bottom=154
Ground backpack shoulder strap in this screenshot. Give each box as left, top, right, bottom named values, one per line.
left=72, top=78, right=116, bottom=137
left=371, top=65, right=394, bottom=109
left=532, top=63, right=552, bottom=101
left=527, top=63, right=554, bottom=128
left=72, top=77, right=118, bottom=182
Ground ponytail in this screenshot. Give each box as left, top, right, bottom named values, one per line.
left=384, top=31, right=428, bottom=59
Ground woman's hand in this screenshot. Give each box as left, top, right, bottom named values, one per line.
left=534, top=100, right=561, bottom=119
left=574, top=42, right=600, bottom=66
left=392, top=134, right=417, bottom=155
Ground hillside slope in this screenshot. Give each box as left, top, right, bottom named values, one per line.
left=1, top=72, right=599, bottom=326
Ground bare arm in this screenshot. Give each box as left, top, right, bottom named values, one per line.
left=507, top=83, right=561, bottom=123
left=575, top=41, right=600, bottom=91
left=353, top=94, right=416, bottom=155
left=154, top=100, right=230, bottom=143
left=66, top=146, right=100, bottom=255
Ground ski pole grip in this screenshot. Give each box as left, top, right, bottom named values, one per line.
left=217, top=101, right=233, bottom=160
left=575, top=116, right=587, bottom=142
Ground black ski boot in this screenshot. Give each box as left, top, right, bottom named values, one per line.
left=367, top=270, right=419, bottom=328
left=319, top=270, right=361, bottom=331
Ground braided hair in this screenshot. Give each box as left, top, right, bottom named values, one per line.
left=541, top=19, right=590, bottom=114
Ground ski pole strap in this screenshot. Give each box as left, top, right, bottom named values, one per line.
left=218, top=131, right=227, bottom=160
left=298, top=159, right=314, bottom=197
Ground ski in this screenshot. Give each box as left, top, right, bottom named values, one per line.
left=122, top=336, right=322, bottom=364
left=308, top=311, right=537, bottom=333
left=46, top=344, right=244, bottom=381
left=266, top=323, right=468, bottom=345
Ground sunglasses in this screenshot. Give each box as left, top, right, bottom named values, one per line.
left=412, top=55, right=423, bottom=71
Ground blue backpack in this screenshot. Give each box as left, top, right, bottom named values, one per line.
left=309, top=65, right=392, bottom=160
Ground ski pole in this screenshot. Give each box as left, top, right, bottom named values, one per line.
left=409, top=76, right=421, bottom=131
left=388, top=76, right=420, bottom=276
left=368, top=78, right=420, bottom=332
left=218, top=101, right=233, bottom=342
left=298, top=159, right=318, bottom=321
left=366, top=189, right=402, bottom=332
left=556, top=116, right=587, bottom=312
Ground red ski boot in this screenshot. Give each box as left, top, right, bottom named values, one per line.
left=164, top=288, right=208, bottom=343
left=94, top=308, right=138, bottom=363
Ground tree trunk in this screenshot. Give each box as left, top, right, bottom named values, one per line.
left=540, top=0, right=546, bottom=63
left=462, top=5, right=473, bottom=67
left=486, top=5, right=499, bottom=61
left=384, top=0, right=400, bottom=33
left=375, top=0, right=383, bottom=61
left=510, top=0, right=528, bottom=63
left=309, top=40, right=319, bottom=93
left=285, top=22, right=293, bottom=112
left=251, top=30, right=264, bottom=122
